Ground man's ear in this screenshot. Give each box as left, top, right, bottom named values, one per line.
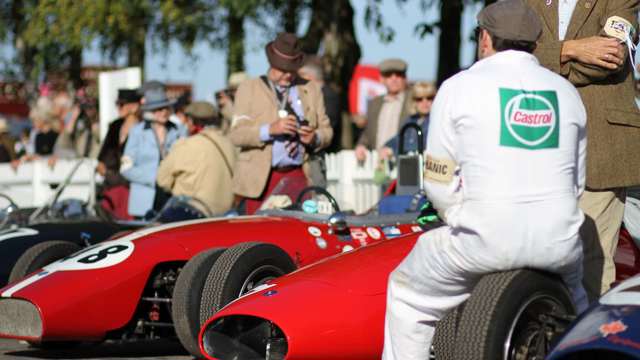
left=482, top=29, right=493, bottom=50
left=479, top=29, right=494, bottom=58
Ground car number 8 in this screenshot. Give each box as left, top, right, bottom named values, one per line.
left=77, top=244, right=129, bottom=264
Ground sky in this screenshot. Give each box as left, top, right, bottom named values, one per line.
left=82, top=1, right=484, bottom=102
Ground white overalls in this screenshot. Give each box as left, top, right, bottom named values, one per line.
left=382, top=50, right=588, bottom=360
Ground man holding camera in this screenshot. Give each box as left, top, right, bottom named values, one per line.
left=229, top=32, right=333, bottom=214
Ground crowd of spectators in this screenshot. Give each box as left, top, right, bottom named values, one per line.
left=0, top=32, right=437, bottom=220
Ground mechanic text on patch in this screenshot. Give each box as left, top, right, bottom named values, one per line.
left=425, top=155, right=456, bottom=184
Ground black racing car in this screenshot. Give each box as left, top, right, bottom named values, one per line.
left=0, top=160, right=211, bottom=288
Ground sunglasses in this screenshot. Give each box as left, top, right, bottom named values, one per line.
left=414, top=96, right=435, bottom=102
left=381, top=71, right=406, bottom=78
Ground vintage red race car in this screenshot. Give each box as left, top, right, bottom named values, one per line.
left=0, top=185, right=427, bottom=357
left=198, top=228, right=640, bottom=360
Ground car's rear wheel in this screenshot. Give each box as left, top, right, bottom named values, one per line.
left=172, top=248, right=225, bottom=358
left=454, top=270, right=574, bottom=360
left=431, top=304, right=464, bottom=360
left=199, top=242, right=296, bottom=326
left=9, top=240, right=81, bottom=283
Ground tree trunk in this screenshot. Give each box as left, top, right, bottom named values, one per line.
left=127, top=26, right=147, bottom=77
left=437, top=0, right=463, bottom=86
left=282, top=0, right=301, bottom=33
left=68, top=47, right=83, bottom=89
left=226, top=12, right=245, bottom=79
left=301, top=0, right=361, bottom=101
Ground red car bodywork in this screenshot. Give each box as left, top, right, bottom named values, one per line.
left=0, top=213, right=421, bottom=343
left=199, top=228, right=640, bottom=360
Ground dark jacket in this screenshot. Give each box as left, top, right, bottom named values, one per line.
left=98, top=118, right=129, bottom=187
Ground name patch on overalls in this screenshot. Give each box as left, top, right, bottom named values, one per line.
left=425, top=155, right=456, bottom=184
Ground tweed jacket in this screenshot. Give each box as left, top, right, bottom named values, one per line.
left=157, top=127, right=236, bottom=215
left=229, top=77, right=333, bottom=198
left=357, top=91, right=412, bottom=150
left=527, top=0, right=640, bottom=189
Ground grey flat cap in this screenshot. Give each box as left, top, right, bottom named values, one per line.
left=379, top=58, right=408, bottom=73
left=185, top=101, right=218, bottom=119
left=477, top=0, right=542, bottom=42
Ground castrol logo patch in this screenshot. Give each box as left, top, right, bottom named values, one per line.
left=500, top=88, right=560, bottom=150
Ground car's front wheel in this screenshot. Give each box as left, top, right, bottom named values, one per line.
left=199, top=242, right=296, bottom=326
left=9, top=240, right=81, bottom=283
left=172, top=247, right=226, bottom=358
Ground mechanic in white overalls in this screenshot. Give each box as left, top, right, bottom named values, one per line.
left=382, top=1, right=589, bottom=359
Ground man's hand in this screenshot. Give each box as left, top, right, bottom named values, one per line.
left=47, top=155, right=58, bottom=168
left=355, top=144, right=368, bottom=162
left=10, top=159, right=20, bottom=171
left=269, top=115, right=297, bottom=136
left=562, top=36, right=625, bottom=70
left=297, top=126, right=316, bottom=145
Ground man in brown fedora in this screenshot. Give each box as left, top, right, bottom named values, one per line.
left=229, top=32, right=333, bottom=214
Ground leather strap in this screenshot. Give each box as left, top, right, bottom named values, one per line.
left=199, top=132, right=233, bottom=176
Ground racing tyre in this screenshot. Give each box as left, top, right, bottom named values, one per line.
left=8, top=240, right=81, bottom=283
left=431, top=304, right=464, bottom=360
left=172, top=248, right=226, bottom=358
left=199, top=242, right=296, bottom=325
left=454, top=269, right=574, bottom=360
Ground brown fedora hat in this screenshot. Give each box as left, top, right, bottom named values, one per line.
left=265, top=32, right=305, bottom=73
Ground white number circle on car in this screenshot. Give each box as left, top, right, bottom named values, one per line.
left=49, top=240, right=135, bottom=271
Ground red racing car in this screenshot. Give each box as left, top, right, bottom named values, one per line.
left=198, top=228, right=640, bottom=360
left=0, top=184, right=427, bottom=357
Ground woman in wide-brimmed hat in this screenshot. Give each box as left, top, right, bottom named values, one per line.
left=120, top=83, right=182, bottom=218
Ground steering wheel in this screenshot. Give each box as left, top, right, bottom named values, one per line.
left=294, top=186, right=341, bottom=213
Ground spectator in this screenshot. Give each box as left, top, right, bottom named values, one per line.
left=30, top=105, right=58, bottom=157
left=52, top=90, right=74, bottom=130
left=52, top=97, right=101, bottom=161
left=96, top=89, right=141, bottom=220
left=0, top=118, right=18, bottom=168
left=120, top=84, right=182, bottom=219
left=217, top=71, right=248, bottom=134
left=298, top=56, right=342, bottom=153
left=157, top=101, right=236, bottom=215
left=355, top=58, right=412, bottom=162
left=229, top=32, right=333, bottom=214
left=171, top=92, right=191, bottom=137
left=297, top=56, right=341, bottom=187
left=14, top=128, right=30, bottom=159
left=526, top=0, right=640, bottom=301
left=380, top=81, right=436, bottom=159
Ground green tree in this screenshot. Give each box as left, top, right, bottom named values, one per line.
left=11, top=0, right=219, bottom=84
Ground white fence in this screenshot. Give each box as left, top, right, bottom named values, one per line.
left=0, top=152, right=383, bottom=212
left=0, top=159, right=97, bottom=208
left=326, top=150, right=386, bottom=214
